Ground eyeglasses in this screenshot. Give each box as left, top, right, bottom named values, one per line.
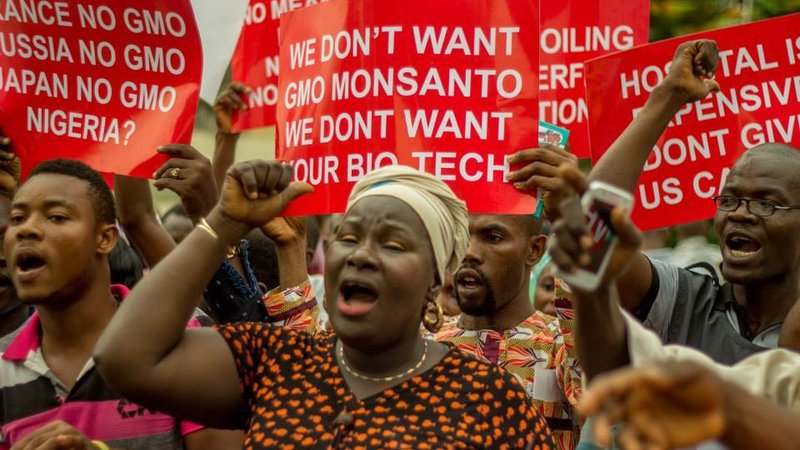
left=712, top=195, right=800, bottom=217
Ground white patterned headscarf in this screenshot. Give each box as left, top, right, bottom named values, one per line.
left=347, top=166, right=469, bottom=283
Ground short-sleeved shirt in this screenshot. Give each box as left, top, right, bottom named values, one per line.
left=435, top=312, right=582, bottom=450
left=0, top=286, right=203, bottom=449
left=636, top=258, right=779, bottom=365
left=217, top=323, right=556, bottom=449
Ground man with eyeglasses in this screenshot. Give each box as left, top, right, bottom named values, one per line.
left=563, top=39, right=800, bottom=365
left=712, top=195, right=800, bottom=217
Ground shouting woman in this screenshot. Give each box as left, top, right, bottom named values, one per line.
left=95, top=161, right=555, bottom=449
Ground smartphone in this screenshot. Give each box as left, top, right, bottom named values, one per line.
left=557, top=181, right=634, bottom=291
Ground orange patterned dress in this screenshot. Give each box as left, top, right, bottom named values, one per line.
left=217, top=323, right=556, bottom=449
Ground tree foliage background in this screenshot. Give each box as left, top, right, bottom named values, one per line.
left=650, top=0, right=800, bottom=40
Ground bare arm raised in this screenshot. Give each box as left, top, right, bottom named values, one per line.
left=94, top=161, right=311, bottom=428
left=114, top=175, right=177, bottom=267
left=590, top=40, right=720, bottom=191
left=213, top=83, right=251, bottom=189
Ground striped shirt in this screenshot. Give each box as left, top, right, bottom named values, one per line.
left=0, top=286, right=203, bottom=449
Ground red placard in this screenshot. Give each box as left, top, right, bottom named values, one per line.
left=539, top=0, right=649, bottom=159
left=0, top=0, right=202, bottom=178
left=231, top=0, right=329, bottom=132
left=277, top=0, right=539, bottom=215
left=586, top=14, right=800, bottom=231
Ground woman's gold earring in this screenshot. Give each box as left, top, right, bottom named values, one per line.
left=423, top=299, right=444, bottom=333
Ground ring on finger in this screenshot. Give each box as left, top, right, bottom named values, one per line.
left=168, top=167, right=181, bottom=179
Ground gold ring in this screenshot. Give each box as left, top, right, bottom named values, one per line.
left=169, top=168, right=181, bottom=179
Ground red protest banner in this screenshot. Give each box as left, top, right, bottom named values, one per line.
left=277, top=0, right=540, bottom=215
left=539, top=0, right=649, bottom=159
left=0, top=0, right=203, bottom=178
left=585, top=14, right=800, bottom=231
left=230, top=0, right=279, bottom=131
left=231, top=0, right=329, bottom=132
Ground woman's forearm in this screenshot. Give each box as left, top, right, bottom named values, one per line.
left=96, top=208, right=249, bottom=371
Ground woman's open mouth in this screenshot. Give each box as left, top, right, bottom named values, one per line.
left=337, top=280, right=379, bottom=317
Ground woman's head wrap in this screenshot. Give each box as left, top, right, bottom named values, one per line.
left=347, top=166, right=469, bottom=284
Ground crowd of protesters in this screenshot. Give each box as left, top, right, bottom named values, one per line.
left=0, top=35, right=799, bottom=450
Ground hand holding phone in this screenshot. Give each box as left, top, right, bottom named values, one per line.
left=556, top=181, right=634, bottom=291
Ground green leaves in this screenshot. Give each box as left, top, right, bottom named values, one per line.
left=650, top=0, right=800, bottom=41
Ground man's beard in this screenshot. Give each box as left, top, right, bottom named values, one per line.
left=455, top=267, right=497, bottom=316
